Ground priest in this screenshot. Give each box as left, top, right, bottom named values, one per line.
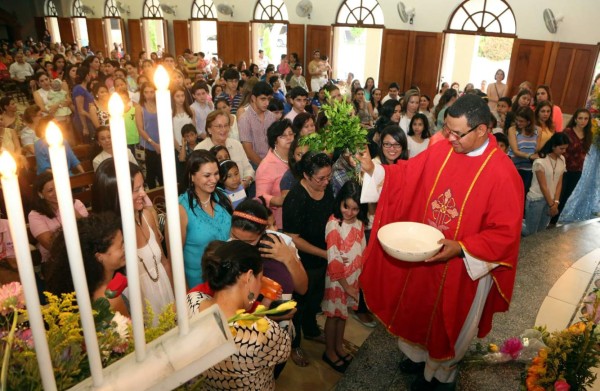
left=355, top=94, right=523, bottom=391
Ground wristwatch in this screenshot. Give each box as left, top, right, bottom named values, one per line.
left=147, top=137, right=153, bottom=143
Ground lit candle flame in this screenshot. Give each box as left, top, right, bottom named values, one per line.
left=108, top=92, right=125, bottom=117
left=0, top=151, right=17, bottom=177
left=154, top=65, right=170, bottom=91
left=45, top=121, right=64, bottom=147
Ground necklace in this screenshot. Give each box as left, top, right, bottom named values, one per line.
left=136, top=218, right=160, bottom=282
left=198, top=195, right=211, bottom=207
left=549, top=155, right=558, bottom=178
left=273, top=148, right=288, bottom=163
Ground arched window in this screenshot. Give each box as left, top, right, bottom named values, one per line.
left=253, top=0, right=288, bottom=21
left=72, top=0, right=90, bottom=48
left=336, top=0, right=384, bottom=27
left=447, top=0, right=516, bottom=36
left=191, top=0, right=217, bottom=19
left=104, top=0, right=121, bottom=18
left=142, top=0, right=166, bottom=56
left=143, top=0, right=164, bottom=18
left=190, top=1, right=218, bottom=56
left=333, top=0, right=384, bottom=85
left=44, top=0, right=58, bottom=16
left=44, top=1, right=61, bottom=44
left=72, top=0, right=86, bottom=17
left=251, top=0, right=289, bottom=70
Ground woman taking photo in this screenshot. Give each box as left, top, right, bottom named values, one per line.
left=187, top=240, right=291, bottom=390
left=47, top=213, right=129, bottom=316
left=196, top=110, right=255, bottom=188
left=179, top=150, right=233, bottom=288
left=282, top=151, right=335, bottom=366
left=93, top=159, right=174, bottom=320
left=256, top=120, right=295, bottom=230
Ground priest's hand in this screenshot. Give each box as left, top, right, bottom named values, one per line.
left=354, top=147, right=375, bottom=176
left=425, top=239, right=462, bottom=263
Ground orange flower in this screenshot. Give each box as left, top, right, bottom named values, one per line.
left=568, top=321, right=586, bottom=335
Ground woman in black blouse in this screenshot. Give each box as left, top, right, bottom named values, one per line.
left=282, top=151, right=335, bottom=367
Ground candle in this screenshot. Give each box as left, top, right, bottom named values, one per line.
left=45, top=122, right=104, bottom=386
left=108, top=94, right=147, bottom=360
left=0, top=152, right=57, bottom=391
left=153, top=66, right=189, bottom=335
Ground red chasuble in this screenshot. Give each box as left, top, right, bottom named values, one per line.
left=360, top=135, right=523, bottom=360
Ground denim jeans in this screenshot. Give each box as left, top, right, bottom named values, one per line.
left=523, top=197, right=551, bottom=236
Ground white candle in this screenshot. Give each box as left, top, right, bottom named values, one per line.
left=0, top=152, right=57, bottom=391
left=45, top=122, right=104, bottom=386
left=108, top=94, right=147, bottom=360
left=153, top=66, right=189, bottom=335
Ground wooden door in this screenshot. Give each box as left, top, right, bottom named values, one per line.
left=86, top=18, right=106, bottom=55
left=127, top=19, right=143, bottom=61
left=378, top=29, right=410, bottom=91
left=506, top=39, right=553, bottom=97
left=172, top=20, right=189, bottom=56
left=217, top=21, right=250, bottom=65
left=545, top=43, right=599, bottom=114
left=305, top=25, right=331, bottom=89
left=287, top=24, right=305, bottom=64
left=406, top=32, right=444, bottom=98
left=57, top=17, right=74, bottom=44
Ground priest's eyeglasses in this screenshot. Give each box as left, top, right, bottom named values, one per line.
left=444, top=123, right=482, bottom=139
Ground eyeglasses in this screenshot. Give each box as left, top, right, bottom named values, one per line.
left=382, top=142, right=402, bottom=149
left=211, top=124, right=230, bottom=130
left=278, top=132, right=295, bottom=139
left=443, top=123, right=482, bottom=139
left=312, top=174, right=332, bottom=183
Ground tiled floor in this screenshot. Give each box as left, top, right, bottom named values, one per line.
left=275, top=313, right=376, bottom=390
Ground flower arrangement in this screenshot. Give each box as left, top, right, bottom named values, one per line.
left=523, top=287, right=600, bottom=391
left=227, top=300, right=297, bottom=335
left=0, top=282, right=177, bottom=390
left=299, top=90, right=368, bottom=155
left=588, top=85, right=600, bottom=149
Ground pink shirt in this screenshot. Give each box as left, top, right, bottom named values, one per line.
left=28, top=199, right=89, bottom=262
left=255, top=149, right=289, bottom=229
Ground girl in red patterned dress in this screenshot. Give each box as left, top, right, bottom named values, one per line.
left=321, top=180, right=368, bottom=373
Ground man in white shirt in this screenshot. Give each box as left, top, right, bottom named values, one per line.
left=9, top=52, right=34, bottom=97
left=381, top=82, right=401, bottom=104
left=257, top=50, right=270, bottom=74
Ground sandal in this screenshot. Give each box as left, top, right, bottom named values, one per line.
left=337, top=352, right=353, bottom=363
left=290, top=347, right=309, bottom=367
left=322, top=352, right=347, bottom=373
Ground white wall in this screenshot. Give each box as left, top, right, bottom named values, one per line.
left=34, top=0, right=600, bottom=45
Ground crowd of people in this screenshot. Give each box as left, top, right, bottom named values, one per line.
left=1, top=35, right=599, bottom=390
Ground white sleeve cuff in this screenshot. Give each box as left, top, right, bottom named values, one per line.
left=360, top=164, right=385, bottom=203
left=463, top=249, right=499, bottom=280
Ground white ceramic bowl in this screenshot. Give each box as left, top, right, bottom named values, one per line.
left=377, top=222, right=444, bottom=262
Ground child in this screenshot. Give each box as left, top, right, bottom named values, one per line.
left=178, top=124, right=199, bottom=163
left=218, top=160, right=246, bottom=208
left=92, top=126, right=138, bottom=171
left=190, top=81, right=214, bottom=139
left=522, top=133, right=569, bottom=236
left=322, top=180, right=368, bottom=373
left=493, top=132, right=509, bottom=154
left=210, top=145, right=231, bottom=163
left=47, top=78, right=72, bottom=123
left=268, top=99, right=284, bottom=120
left=406, top=113, right=430, bottom=158
left=493, top=97, right=511, bottom=130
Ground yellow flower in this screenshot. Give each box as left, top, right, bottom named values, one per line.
left=235, top=309, right=246, bottom=315
left=254, top=305, right=267, bottom=313
left=274, top=300, right=297, bottom=312
left=538, top=348, right=547, bottom=360
left=237, top=319, right=255, bottom=328
left=488, top=343, right=499, bottom=353
left=255, top=318, right=270, bottom=333
left=568, top=322, right=586, bottom=335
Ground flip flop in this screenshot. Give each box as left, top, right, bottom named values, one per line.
left=322, top=352, right=347, bottom=373
left=337, top=352, right=353, bottom=363
left=290, top=347, right=309, bottom=367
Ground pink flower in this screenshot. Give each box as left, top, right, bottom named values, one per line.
left=500, top=337, right=524, bottom=359
left=17, top=328, right=34, bottom=349
left=554, top=379, right=570, bottom=391
left=0, top=282, right=25, bottom=315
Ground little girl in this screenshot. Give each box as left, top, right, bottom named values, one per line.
left=210, top=145, right=231, bottom=163
left=406, top=113, right=431, bottom=158
left=522, top=133, right=569, bottom=236
left=322, top=180, right=367, bottom=373
left=219, top=160, right=246, bottom=208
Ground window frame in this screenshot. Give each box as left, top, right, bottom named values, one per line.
left=334, top=0, right=385, bottom=28
left=445, top=0, right=517, bottom=38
